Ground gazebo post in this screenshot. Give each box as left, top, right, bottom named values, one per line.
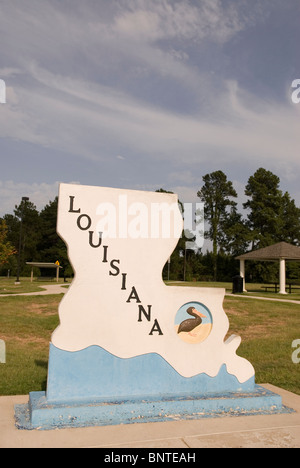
left=279, top=258, right=287, bottom=294
left=239, top=259, right=247, bottom=292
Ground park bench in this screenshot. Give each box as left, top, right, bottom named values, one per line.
left=262, top=283, right=279, bottom=293
left=262, top=283, right=300, bottom=293
left=286, top=283, right=300, bottom=293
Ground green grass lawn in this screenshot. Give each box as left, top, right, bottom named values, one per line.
left=225, top=296, right=300, bottom=395
left=0, top=295, right=60, bottom=395
left=0, top=284, right=299, bottom=396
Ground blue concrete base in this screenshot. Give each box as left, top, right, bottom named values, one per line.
left=15, top=385, right=289, bottom=430
left=14, top=344, right=291, bottom=430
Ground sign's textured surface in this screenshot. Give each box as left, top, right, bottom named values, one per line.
left=52, top=183, right=254, bottom=383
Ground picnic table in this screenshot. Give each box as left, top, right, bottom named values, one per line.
left=262, top=283, right=300, bottom=293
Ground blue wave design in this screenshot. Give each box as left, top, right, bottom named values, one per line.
left=47, top=343, right=255, bottom=403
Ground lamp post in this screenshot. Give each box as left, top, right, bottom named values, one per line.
left=15, top=196, right=29, bottom=285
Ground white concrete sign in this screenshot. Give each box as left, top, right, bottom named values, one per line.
left=52, top=183, right=254, bottom=383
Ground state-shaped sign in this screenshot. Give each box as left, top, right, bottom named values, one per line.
left=51, top=183, right=254, bottom=384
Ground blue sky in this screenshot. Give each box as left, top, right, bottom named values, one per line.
left=0, top=0, right=299, bottom=224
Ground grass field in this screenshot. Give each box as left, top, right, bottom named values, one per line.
left=0, top=279, right=299, bottom=396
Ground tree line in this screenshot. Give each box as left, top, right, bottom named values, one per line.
left=0, top=196, right=71, bottom=279
left=1, top=167, right=300, bottom=283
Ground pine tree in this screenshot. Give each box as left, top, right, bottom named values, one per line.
left=244, top=168, right=300, bottom=248
left=197, top=171, right=237, bottom=280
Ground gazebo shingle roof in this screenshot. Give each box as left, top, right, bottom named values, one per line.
left=236, top=242, right=300, bottom=261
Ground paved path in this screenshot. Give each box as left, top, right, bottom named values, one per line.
left=1, top=384, right=299, bottom=448
left=0, top=283, right=68, bottom=297
left=226, top=293, right=300, bottom=305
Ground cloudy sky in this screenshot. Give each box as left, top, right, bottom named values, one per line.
left=0, top=0, right=299, bottom=217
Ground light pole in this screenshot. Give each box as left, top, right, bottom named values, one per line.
left=15, top=196, right=29, bottom=285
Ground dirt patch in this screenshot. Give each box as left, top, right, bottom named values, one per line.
left=0, top=334, right=49, bottom=345
left=25, top=303, right=57, bottom=316
left=225, top=306, right=247, bottom=316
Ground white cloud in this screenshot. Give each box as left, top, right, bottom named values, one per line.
left=1, top=1, right=299, bottom=210
left=0, top=180, right=60, bottom=216
left=1, top=68, right=299, bottom=172
left=0, top=1, right=251, bottom=102
left=112, top=0, right=245, bottom=43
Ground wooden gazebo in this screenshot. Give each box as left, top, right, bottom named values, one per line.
left=236, top=242, right=300, bottom=294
